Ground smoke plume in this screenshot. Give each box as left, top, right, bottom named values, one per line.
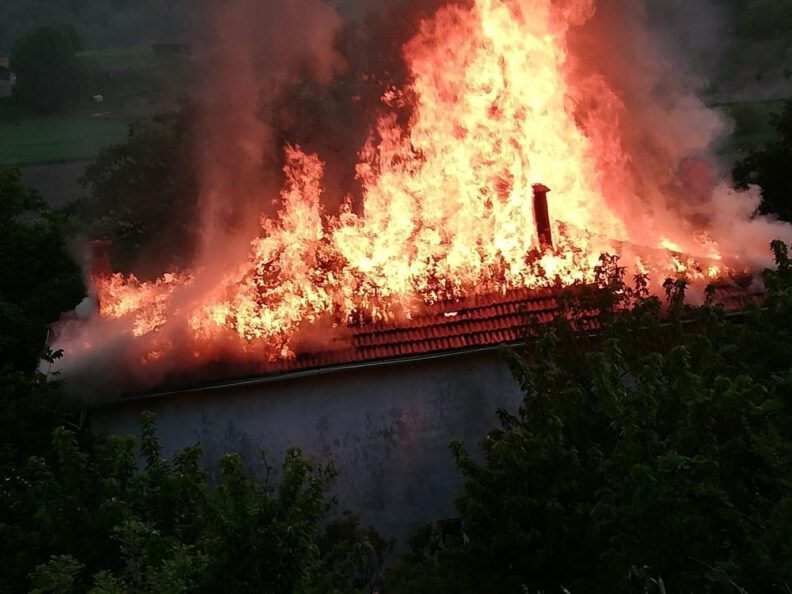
left=196, top=0, right=346, bottom=265
left=566, top=0, right=791, bottom=268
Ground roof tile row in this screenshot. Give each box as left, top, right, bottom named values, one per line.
left=147, top=283, right=762, bottom=395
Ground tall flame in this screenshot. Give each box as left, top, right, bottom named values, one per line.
left=57, top=0, right=777, bottom=371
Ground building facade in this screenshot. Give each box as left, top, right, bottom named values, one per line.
left=89, top=348, right=524, bottom=547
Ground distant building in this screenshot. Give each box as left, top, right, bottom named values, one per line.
left=0, top=58, right=16, bottom=98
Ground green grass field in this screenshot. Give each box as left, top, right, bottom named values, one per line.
left=79, top=46, right=158, bottom=72
left=0, top=115, right=129, bottom=166
left=0, top=44, right=181, bottom=167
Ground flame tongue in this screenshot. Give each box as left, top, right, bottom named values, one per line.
left=81, top=0, right=727, bottom=364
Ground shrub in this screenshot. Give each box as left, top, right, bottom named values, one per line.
left=385, top=245, right=792, bottom=593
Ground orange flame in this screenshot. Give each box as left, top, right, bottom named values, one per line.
left=71, top=0, right=746, bottom=364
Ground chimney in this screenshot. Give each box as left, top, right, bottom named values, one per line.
left=532, top=183, right=553, bottom=250
left=88, top=238, right=112, bottom=279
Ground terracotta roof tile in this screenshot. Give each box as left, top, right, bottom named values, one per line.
left=146, top=283, right=763, bottom=394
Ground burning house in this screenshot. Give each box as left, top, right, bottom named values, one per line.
left=52, top=0, right=790, bottom=544
left=77, top=187, right=597, bottom=544
left=88, top=288, right=563, bottom=545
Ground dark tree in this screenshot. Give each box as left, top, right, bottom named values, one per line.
left=0, top=166, right=84, bottom=372
left=80, top=105, right=200, bottom=278
left=386, top=249, right=792, bottom=593
left=0, top=376, right=388, bottom=593
left=735, top=0, right=792, bottom=38
left=10, top=25, right=89, bottom=113
left=733, top=99, right=792, bottom=222
left=61, top=23, right=85, bottom=52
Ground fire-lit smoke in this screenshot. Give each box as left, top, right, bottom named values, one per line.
left=196, top=0, right=346, bottom=263
left=52, top=0, right=791, bottom=392
left=564, top=0, right=789, bottom=261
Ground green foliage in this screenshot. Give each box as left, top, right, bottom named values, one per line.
left=0, top=165, right=84, bottom=372
left=30, top=555, right=84, bottom=594
left=728, top=101, right=773, bottom=138
left=735, top=0, right=792, bottom=39
left=386, top=247, right=792, bottom=593
left=79, top=106, right=199, bottom=277
left=61, top=24, right=85, bottom=53
left=10, top=26, right=89, bottom=113
left=0, top=374, right=386, bottom=593
left=733, top=99, right=792, bottom=222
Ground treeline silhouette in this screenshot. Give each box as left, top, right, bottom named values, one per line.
left=0, top=0, right=190, bottom=54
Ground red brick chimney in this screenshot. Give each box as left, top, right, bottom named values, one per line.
left=88, top=238, right=112, bottom=279
left=532, top=183, right=553, bottom=250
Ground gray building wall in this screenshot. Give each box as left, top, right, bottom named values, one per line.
left=89, top=349, right=524, bottom=546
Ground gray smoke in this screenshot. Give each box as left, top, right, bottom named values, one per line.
left=567, top=0, right=791, bottom=269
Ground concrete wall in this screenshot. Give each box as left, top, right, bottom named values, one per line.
left=89, top=349, right=524, bottom=546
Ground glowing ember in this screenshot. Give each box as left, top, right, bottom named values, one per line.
left=55, top=0, right=774, bottom=372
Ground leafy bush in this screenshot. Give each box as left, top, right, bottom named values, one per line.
left=733, top=99, right=792, bottom=222
left=10, top=26, right=89, bottom=113
left=0, top=166, right=84, bottom=372
left=728, top=101, right=772, bottom=138
left=79, top=106, right=200, bottom=278
left=0, top=372, right=387, bottom=593
left=385, top=246, right=792, bottom=593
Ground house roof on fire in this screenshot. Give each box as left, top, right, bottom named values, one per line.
left=122, top=283, right=759, bottom=401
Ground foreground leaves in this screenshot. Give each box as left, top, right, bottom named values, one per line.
left=0, top=389, right=387, bottom=593
left=386, top=243, right=792, bottom=593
